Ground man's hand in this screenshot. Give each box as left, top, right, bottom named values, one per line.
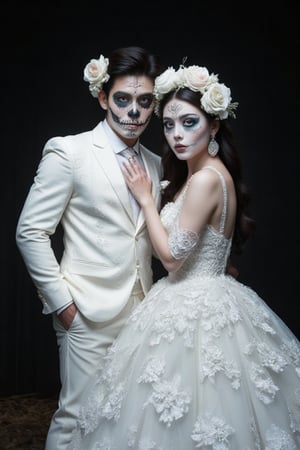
left=58, top=303, right=78, bottom=330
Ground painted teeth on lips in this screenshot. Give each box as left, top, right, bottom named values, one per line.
left=122, top=121, right=145, bottom=126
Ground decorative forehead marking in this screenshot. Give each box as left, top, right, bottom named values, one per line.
left=126, top=76, right=143, bottom=94
left=166, top=102, right=183, bottom=117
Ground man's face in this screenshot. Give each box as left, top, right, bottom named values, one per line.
left=103, top=75, right=155, bottom=143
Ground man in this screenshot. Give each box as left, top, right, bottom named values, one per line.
left=16, top=46, right=162, bottom=449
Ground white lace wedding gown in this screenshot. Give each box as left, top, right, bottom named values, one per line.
left=69, top=167, right=300, bottom=449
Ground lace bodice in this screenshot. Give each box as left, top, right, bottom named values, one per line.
left=161, top=166, right=232, bottom=281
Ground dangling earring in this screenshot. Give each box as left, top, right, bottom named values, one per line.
left=208, top=135, right=219, bottom=157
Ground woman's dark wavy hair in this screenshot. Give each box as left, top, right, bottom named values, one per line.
left=158, top=87, right=255, bottom=255
left=102, top=46, right=161, bottom=95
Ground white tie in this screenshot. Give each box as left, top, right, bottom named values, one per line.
left=121, top=147, right=140, bottom=223
left=121, top=147, right=137, bottom=161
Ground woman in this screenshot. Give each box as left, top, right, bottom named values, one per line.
left=69, top=64, right=300, bottom=449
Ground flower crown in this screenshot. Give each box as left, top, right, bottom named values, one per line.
left=83, top=54, right=110, bottom=98
left=153, top=63, right=238, bottom=120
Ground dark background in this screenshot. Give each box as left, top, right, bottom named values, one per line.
left=1, top=2, right=299, bottom=396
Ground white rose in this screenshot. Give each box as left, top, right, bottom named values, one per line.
left=83, top=55, right=110, bottom=97
left=182, top=66, right=211, bottom=92
left=175, top=67, right=186, bottom=88
left=201, top=83, right=232, bottom=119
left=154, top=67, right=178, bottom=99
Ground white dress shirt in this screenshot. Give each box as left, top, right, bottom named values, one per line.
left=102, top=120, right=144, bottom=223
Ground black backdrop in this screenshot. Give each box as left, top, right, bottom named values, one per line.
left=2, top=2, right=299, bottom=396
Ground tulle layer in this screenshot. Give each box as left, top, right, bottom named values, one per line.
left=69, top=275, right=300, bottom=449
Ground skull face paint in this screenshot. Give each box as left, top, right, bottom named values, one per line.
left=162, top=99, right=211, bottom=161
left=106, top=75, right=154, bottom=141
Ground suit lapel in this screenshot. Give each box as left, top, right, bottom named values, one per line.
left=91, top=123, right=134, bottom=222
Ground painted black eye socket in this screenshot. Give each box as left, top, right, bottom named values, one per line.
left=163, top=119, right=174, bottom=130
left=118, top=96, right=130, bottom=103
left=112, top=92, right=154, bottom=109
left=137, top=95, right=153, bottom=109
left=183, top=117, right=199, bottom=127
left=113, top=93, right=131, bottom=107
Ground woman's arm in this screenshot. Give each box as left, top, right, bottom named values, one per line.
left=123, top=160, right=180, bottom=272
left=123, top=160, right=219, bottom=273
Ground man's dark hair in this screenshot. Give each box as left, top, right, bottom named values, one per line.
left=102, top=46, right=161, bottom=95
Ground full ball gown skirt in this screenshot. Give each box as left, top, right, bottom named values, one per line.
left=69, top=168, right=300, bottom=449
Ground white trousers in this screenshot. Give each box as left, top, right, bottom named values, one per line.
left=45, top=280, right=144, bottom=450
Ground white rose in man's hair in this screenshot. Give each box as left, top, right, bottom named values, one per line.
left=83, top=55, right=110, bottom=98
left=201, top=83, right=232, bottom=120
left=182, top=66, right=213, bottom=92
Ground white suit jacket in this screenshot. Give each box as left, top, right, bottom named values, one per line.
left=16, top=122, right=162, bottom=322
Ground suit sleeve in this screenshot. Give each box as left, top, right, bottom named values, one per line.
left=16, top=137, right=74, bottom=314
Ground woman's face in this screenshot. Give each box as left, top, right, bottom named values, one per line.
left=162, top=98, right=211, bottom=161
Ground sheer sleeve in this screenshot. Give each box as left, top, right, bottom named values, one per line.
left=168, top=222, right=199, bottom=260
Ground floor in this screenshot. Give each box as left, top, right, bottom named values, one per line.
left=0, top=393, right=57, bottom=449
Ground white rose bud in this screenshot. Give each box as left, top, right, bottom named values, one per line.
left=201, top=83, right=232, bottom=119
left=159, top=180, right=170, bottom=191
